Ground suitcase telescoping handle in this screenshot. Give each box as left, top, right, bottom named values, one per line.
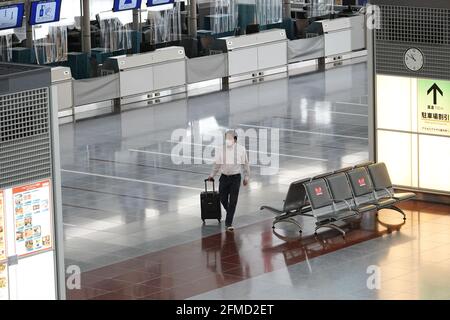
left=204, top=178, right=215, bottom=192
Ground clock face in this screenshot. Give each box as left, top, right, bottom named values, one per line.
left=404, top=48, right=424, bottom=71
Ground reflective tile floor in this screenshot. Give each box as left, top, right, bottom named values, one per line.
left=60, top=61, right=450, bottom=300
left=60, top=62, right=369, bottom=273
left=191, top=202, right=450, bottom=300
left=66, top=201, right=450, bottom=300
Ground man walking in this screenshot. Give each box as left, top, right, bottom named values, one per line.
left=208, top=130, right=250, bottom=232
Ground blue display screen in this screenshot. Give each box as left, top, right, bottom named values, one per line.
left=0, top=4, right=25, bottom=31
left=113, top=0, right=142, bottom=12
left=146, top=0, right=174, bottom=7
left=29, top=0, right=62, bottom=26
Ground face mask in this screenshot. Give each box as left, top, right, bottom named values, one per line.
left=226, top=139, right=234, bottom=147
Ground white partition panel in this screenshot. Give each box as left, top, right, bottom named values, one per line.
left=153, top=60, right=186, bottom=91
left=120, top=66, right=154, bottom=97
left=376, top=75, right=414, bottom=132
left=228, top=48, right=258, bottom=76
left=13, top=251, right=56, bottom=300
left=5, top=251, right=57, bottom=300
left=377, top=130, right=416, bottom=188
left=324, top=30, right=352, bottom=57
left=419, top=135, right=450, bottom=192
left=257, top=42, right=287, bottom=70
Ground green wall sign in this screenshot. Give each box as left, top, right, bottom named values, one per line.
left=418, top=79, right=450, bottom=136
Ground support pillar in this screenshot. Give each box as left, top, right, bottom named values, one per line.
left=25, top=0, right=33, bottom=49
left=81, top=0, right=91, bottom=53
left=188, top=0, right=198, bottom=38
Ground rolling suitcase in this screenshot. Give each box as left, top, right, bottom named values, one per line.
left=201, top=179, right=221, bottom=224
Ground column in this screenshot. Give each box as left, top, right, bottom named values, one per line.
left=81, top=0, right=91, bottom=53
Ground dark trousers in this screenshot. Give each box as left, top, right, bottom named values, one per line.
left=219, top=174, right=241, bottom=226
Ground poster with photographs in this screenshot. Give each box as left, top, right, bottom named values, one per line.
left=13, top=180, right=53, bottom=257
left=0, top=263, right=7, bottom=300
left=0, top=191, right=5, bottom=261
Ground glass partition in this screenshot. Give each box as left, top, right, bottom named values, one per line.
left=143, top=3, right=181, bottom=44
left=97, top=11, right=133, bottom=52
left=33, top=23, right=69, bottom=64
left=255, top=0, right=282, bottom=26
left=0, top=31, right=13, bottom=62
left=306, top=0, right=335, bottom=18
left=208, top=0, right=239, bottom=34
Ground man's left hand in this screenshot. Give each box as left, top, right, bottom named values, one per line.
left=243, top=178, right=249, bottom=186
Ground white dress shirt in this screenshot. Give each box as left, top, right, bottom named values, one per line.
left=210, top=143, right=250, bottom=180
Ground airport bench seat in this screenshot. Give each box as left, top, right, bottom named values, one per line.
left=261, top=161, right=415, bottom=239
left=260, top=178, right=311, bottom=233
left=347, top=164, right=415, bottom=221
left=326, top=172, right=377, bottom=214
left=304, top=178, right=360, bottom=238
left=368, top=162, right=416, bottom=202
left=318, top=209, right=359, bottom=223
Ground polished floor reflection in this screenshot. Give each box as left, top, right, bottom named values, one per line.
left=60, top=62, right=369, bottom=273
left=60, top=61, right=450, bottom=300
left=66, top=201, right=450, bottom=300
left=191, top=202, right=450, bottom=300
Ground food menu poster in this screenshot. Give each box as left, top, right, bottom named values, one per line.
left=14, top=180, right=53, bottom=257
left=0, top=263, right=7, bottom=300
left=0, top=191, right=5, bottom=261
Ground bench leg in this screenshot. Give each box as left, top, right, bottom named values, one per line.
left=315, top=224, right=346, bottom=238
left=376, top=218, right=406, bottom=231
left=387, top=205, right=407, bottom=221
left=273, top=217, right=303, bottom=233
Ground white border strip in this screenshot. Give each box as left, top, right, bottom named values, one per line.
left=305, top=109, right=368, bottom=117
left=238, top=124, right=368, bottom=141
left=128, top=149, right=304, bottom=168
left=164, top=140, right=329, bottom=162
left=61, top=169, right=204, bottom=191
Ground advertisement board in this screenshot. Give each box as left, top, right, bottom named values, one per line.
left=0, top=263, right=7, bottom=300
left=13, top=180, right=53, bottom=257
left=0, top=191, right=5, bottom=261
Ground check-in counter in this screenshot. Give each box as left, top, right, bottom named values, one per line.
left=212, top=29, right=288, bottom=82
left=102, top=46, right=186, bottom=101
left=312, top=18, right=352, bottom=57
left=308, top=14, right=365, bottom=58
left=51, top=67, right=73, bottom=123
left=349, top=14, right=366, bottom=52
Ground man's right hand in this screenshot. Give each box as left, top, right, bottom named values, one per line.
left=207, top=176, right=214, bottom=181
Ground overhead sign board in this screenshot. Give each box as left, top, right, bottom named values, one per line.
left=113, top=0, right=142, bottom=12
left=29, top=0, right=62, bottom=26
left=0, top=4, right=24, bottom=31
left=147, top=0, right=174, bottom=7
